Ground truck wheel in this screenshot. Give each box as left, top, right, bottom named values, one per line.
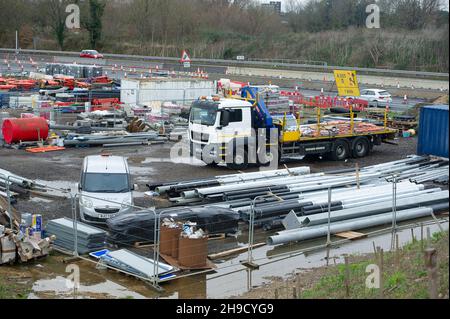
left=258, top=150, right=279, bottom=167
left=227, top=150, right=249, bottom=170
left=330, top=140, right=349, bottom=161
left=352, top=137, right=370, bottom=158
left=205, top=161, right=219, bottom=167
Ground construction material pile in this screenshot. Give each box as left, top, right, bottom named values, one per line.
left=262, top=88, right=290, bottom=112
left=298, top=121, right=389, bottom=138
left=45, top=218, right=106, bottom=254
left=155, top=156, right=447, bottom=204
left=150, top=167, right=311, bottom=201
left=268, top=188, right=448, bottom=245
left=45, top=63, right=102, bottom=78
left=62, top=131, right=165, bottom=148
left=90, top=249, right=176, bottom=280
left=1, top=196, right=55, bottom=265
left=0, top=226, right=55, bottom=265
left=0, top=168, right=41, bottom=204
left=0, top=77, right=37, bottom=91
left=75, top=110, right=128, bottom=128
left=106, top=207, right=239, bottom=246
left=180, top=222, right=205, bottom=239
left=151, top=155, right=448, bottom=234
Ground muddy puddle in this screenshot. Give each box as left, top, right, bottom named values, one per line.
left=29, top=277, right=148, bottom=299
left=139, top=156, right=206, bottom=167
left=127, top=139, right=207, bottom=167
left=2, top=216, right=446, bottom=299
left=35, top=180, right=78, bottom=198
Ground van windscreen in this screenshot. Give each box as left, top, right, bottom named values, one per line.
left=83, top=173, right=130, bottom=193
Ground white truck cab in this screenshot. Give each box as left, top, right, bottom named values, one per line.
left=189, top=96, right=256, bottom=168
left=78, top=155, right=134, bottom=224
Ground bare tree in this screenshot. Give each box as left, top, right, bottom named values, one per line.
left=37, top=0, right=71, bottom=50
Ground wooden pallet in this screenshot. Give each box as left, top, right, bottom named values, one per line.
left=26, top=146, right=66, bottom=153
left=159, top=253, right=216, bottom=271
left=335, top=231, right=367, bottom=240
left=207, top=233, right=226, bottom=241
left=134, top=242, right=154, bottom=248
left=208, top=243, right=266, bottom=260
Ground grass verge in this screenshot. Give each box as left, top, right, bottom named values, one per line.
left=239, top=230, right=449, bottom=299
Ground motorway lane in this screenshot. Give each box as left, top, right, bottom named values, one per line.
left=4, top=52, right=449, bottom=91
left=0, top=53, right=433, bottom=111
left=227, top=66, right=449, bottom=91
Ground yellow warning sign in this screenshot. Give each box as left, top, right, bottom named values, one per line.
left=334, top=70, right=360, bottom=96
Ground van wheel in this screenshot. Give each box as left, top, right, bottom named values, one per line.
left=352, top=137, right=370, bottom=158
left=330, top=140, right=349, bottom=161
left=227, top=150, right=249, bottom=170
left=205, top=161, right=219, bottom=167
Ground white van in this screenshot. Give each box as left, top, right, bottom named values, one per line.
left=78, top=155, right=134, bottom=224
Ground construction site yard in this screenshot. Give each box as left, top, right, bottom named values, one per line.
left=1, top=104, right=448, bottom=300
left=0, top=135, right=417, bottom=219
left=1, top=0, right=450, bottom=305
left=2, top=133, right=445, bottom=300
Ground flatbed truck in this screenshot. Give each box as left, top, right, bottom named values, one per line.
left=189, top=86, right=397, bottom=170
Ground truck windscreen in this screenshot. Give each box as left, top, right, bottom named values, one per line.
left=190, top=101, right=218, bottom=126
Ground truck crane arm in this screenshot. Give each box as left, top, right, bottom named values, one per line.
left=240, top=86, right=274, bottom=128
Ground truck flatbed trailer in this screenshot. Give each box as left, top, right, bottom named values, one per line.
left=188, top=86, right=398, bottom=169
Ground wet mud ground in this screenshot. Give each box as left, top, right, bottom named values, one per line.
left=1, top=128, right=435, bottom=299
left=0, top=134, right=418, bottom=218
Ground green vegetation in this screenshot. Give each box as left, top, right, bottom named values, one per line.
left=0, top=279, right=30, bottom=299
left=84, top=0, right=106, bottom=49
left=301, top=231, right=449, bottom=299
left=0, top=0, right=448, bottom=72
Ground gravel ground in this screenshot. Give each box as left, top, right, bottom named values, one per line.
left=0, top=135, right=418, bottom=220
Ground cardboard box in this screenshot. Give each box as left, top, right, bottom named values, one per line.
left=160, top=226, right=181, bottom=256
left=178, top=236, right=208, bottom=268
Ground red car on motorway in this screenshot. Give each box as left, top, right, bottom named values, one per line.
left=80, top=50, right=104, bottom=59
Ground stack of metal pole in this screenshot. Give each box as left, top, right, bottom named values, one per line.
left=146, top=155, right=448, bottom=236
left=267, top=189, right=449, bottom=246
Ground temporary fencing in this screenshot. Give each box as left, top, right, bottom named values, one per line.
left=1, top=156, right=449, bottom=295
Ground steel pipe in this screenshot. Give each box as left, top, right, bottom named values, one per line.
left=268, top=203, right=449, bottom=245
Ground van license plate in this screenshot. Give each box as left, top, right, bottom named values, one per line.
left=98, top=214, right=117, bottom=219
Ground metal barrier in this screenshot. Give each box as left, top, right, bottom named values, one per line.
left=1, top=48, right=448, bottom=79
left=69, top=192, right=162, bottom=290
left=0, top=173, right=13, bottom=229
left=247, top=58, right=328, bottom=67
left=1, top=165, right=448, bottom=297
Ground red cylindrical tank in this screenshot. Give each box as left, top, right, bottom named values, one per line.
left=1, top=117, right=49, bottom=144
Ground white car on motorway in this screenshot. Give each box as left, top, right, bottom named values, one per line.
left=358, top=89, right=393, bottom=107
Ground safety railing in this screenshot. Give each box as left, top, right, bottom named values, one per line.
left=1, top=48, right=448, bottom=79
